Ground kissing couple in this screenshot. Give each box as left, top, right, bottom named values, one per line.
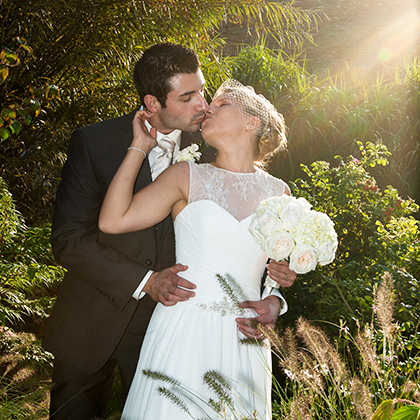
left=44, top=43, right=297, bottom=419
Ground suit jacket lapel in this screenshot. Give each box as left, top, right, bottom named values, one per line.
left=180, top=130, right=203, bottom=150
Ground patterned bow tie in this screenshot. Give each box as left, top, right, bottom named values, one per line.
left=151, top=137, right=176, bottom=181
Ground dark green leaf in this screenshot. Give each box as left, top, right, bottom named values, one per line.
left=390, top=406, right=420, bottom=420
left=372, top=400, right=395, bottom=420
left=0, top=127, right=10, bottom=141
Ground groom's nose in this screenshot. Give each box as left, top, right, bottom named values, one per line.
left=196, top=92, right=209, bottom=112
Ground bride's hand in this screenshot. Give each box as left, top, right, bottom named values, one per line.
left=130, top=110, right=157, bottom=154
left=267, top=260, right=297, bottom=288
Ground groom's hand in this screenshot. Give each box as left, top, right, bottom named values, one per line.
left=143, top=264, right=196, bottom=306
left=236, top=295, right=281, bottom=340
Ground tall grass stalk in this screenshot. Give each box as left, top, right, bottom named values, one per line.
left=266, top=272, right=420, bottom=419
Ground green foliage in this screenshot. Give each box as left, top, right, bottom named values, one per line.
left=276, top=58, right=420, bottom=208
left=372, top=400, right=420, bottom=420
left=0, top=40, right=43, bottom=143
left=0, top=178, right=61, bottom=416
left=0, top=178, right=64, bottom=331
left=223, top=43, right=419, bottom=209
left=229, top=40, right=312, bottom=110
left=0, top=177, right=23, bottom=244
left=0, top=0, right=318, bottom=225
left=284, top=142, right=420, bottom=328
left=0, top=329, right=52, bottom=420
left=270, top=273, right=420, bottom=420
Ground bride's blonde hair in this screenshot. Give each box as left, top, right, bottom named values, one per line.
left=213, top=80, right=287, bottom=167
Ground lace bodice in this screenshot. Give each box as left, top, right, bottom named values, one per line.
left=188, top=162, right=287, bottom=221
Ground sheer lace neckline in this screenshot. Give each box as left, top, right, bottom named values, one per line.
left=208, top=163, right=257, bottom=175
left=188, top=162, right=286, bottom=221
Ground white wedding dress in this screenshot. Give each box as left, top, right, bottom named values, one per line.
left=122, top=162, right=287, bottom=420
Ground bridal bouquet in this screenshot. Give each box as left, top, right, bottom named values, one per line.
left=248, top=195, right=338, bottom=288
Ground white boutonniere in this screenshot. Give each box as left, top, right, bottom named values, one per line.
left=174, top=143, right=202, bottom=163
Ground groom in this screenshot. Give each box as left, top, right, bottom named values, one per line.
left=43, top=43, right=297, bottom=419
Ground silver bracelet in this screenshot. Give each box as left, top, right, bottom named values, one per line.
left=127, top=146, right=147, bottom=158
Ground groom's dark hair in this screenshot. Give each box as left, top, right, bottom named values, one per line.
left=134, top=43, right=201, bottom=108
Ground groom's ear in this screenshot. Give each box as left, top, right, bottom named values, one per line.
left=144, top=94, right=161, bottom=113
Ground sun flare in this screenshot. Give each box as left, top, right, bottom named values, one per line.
left=343, top=1, right=420, bottom=76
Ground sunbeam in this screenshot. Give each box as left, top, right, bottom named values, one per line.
left=348, top=8, right=420, bottom=73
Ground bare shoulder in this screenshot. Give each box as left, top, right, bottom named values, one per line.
left=154, top=161, right=190, bottom=194
left=157, top=161, right=189, bottom=179
left=260, top=169, right=290, bottom=196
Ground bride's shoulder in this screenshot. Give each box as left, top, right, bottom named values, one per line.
left=256, top=168, right=289, bottom=194
left=185, top=161, right=213, bottom=176
left=158, top=161, right=190, bottom=185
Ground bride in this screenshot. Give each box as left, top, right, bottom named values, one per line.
left=99, top=80, right=291, bottom=419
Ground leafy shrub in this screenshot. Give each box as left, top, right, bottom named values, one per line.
left=0, top=328, right=52, bottom=420
left=280, top=59, right=420, bottom=208
left=284, top=142, right=419, bottom=329
left=0, top=178, right=65, bottom=332
left=226, top=44, right=419, bottom=211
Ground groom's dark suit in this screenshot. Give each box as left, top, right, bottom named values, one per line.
left=43, top=110, right=208, bottom=416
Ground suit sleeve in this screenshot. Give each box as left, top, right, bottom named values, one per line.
left=51, top=129, right=149, bottom=311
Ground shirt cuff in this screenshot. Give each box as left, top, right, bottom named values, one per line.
left=262, top=286, right=288, bottom=316
left=132, top=270, right=154, bottom=300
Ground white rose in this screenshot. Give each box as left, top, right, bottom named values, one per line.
left=296, top=197, right=313, bottom=211
left=317, top=240, right=338, bottom=265
left=248, top=215, right=265, bottom=244
left=256, top=195, right=293, bottom=217
left=280, top=198, right=311, bottom=230
left=265, top=232, right=296, bottom=261
left=307, top=212, right=338, bottom=264
left=289, top=244, right=319, bottom=274
left=258, top=209, right=283, bottom=237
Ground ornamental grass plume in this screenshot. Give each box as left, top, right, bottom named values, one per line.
left=296, top=317, right=348, bottom=384
left=297, top=353, right=325, bottom=394
left=402, top=381, right=420, bottom=403
left=11, top=366, right=36, bottom=384
left=277, top=327, right=302, bottom=382
left=350, top=378, right=373, bottom=420
left=258, top=322, right=283, bottom=355
left=373, top=272, right=395, bottom=359
left=285, top=395, right=312, bottom=420
left=278, top=324, right=326, bottom=394
left=202, top=370, right=234, bottom=408
left=355, top=331, right=380, bottom=377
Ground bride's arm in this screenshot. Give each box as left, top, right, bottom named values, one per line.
left=99, top=111, right=187, bottom=234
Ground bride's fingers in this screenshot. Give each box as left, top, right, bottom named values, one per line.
left=149, top=126, right=157, bottom=139
left=133, top=110, right=154, bottom=130
left=132, top=111, right=147, bottom=133
left=131, top=112, right=158, bottom=151
left=137, top=108, right=155, bottom=119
